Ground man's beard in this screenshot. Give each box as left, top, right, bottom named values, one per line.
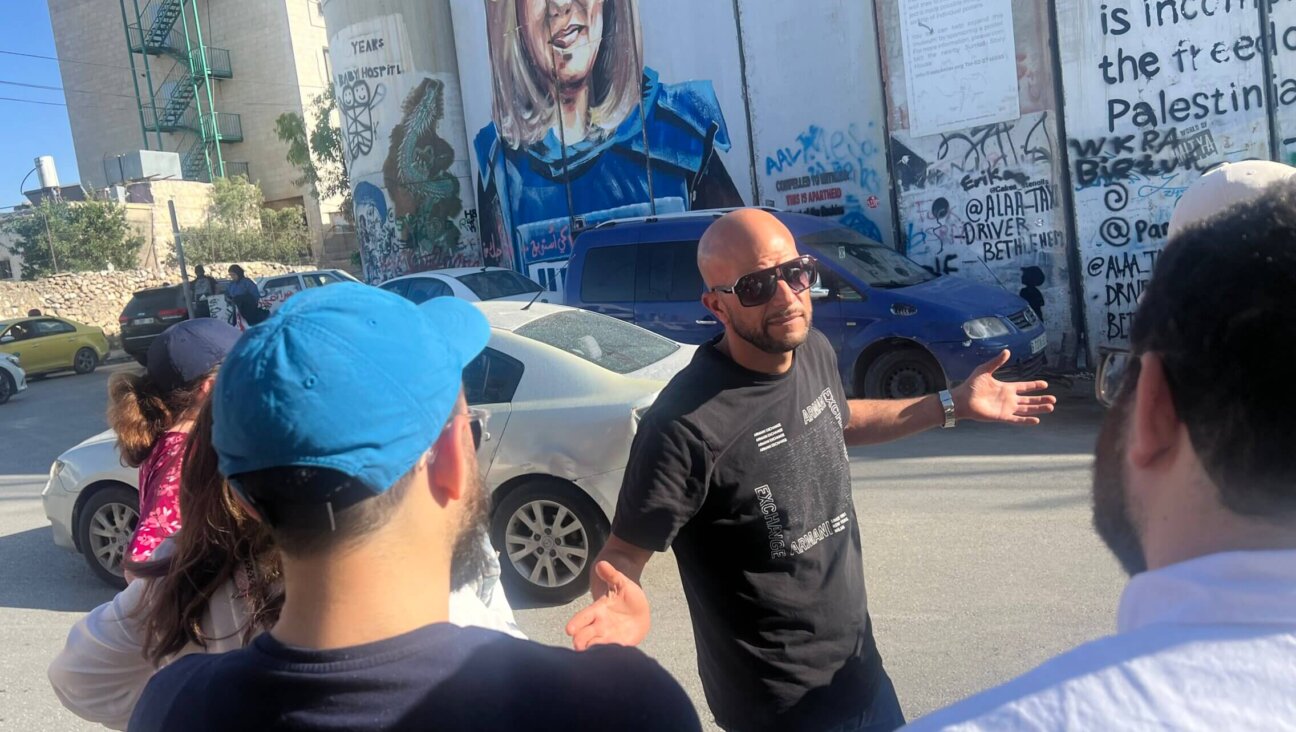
left=1092, top=395, right=1148, bottom=576
left=732, top=307, right=812, bottom=355
left=449, top=470, right=494, bottom=591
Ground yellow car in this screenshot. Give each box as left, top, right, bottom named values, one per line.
left=0, top=316, right=110, bottom=377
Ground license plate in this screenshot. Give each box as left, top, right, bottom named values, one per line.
left=1030, top=333, right=1047, bottom=354
left=133, top=317, right=156, bottom=326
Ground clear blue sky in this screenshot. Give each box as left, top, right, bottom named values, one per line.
left=0, top=2, right=80, bottom=210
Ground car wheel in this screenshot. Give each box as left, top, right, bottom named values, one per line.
left=862, top=348, right=944, bottom=399
left=491, top=479, right=607, bottom=605
left=76, top=485, right=138, bottom=589
left=0, top=371, right=13, bottom=405
left=73, top=347, right=99, bottom=375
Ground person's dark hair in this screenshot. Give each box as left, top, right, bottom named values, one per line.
left=127, top=396, right=283, bottom=665
left=194, top=265, right=205, bottom=276
left=233, top=465, right=415, bottom=558
left=1132, top=180, right=1296, bottom=517
left=228, top=264, right=244, bottom=279
left=106, top=370, right=212, bottom=467
left=27, top=308, right=41, bottom=317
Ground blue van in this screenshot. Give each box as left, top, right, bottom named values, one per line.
left=563, top=209, right=1049, bottom=399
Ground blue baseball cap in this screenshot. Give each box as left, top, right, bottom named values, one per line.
left=147, top=319, right=242, bottom=392
left=212, top=283, right=490, bottom=500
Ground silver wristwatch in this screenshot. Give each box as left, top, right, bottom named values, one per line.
left=938, top=389, right=957, bottom=429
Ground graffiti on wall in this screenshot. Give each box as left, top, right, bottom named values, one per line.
left=330, top=14, right=480, bottom=283
left=470, top=0, right=744, bottom=283
left=1058, top=0, right=1274, bottom=347
left=763, top=122, right=886, bottom=241
left=890, top=109, right=1073, bottom=356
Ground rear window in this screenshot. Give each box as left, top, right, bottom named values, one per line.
left=636, top=241, right=704, bottom=302
left=580, top=245, right=636, bottom=303
left=124, top=288, right=181, bottom=314
left=458, top=271, right=542, bottom=300
left=514, top=310, right=679, bottom=374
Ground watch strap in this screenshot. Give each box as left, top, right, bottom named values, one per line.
left=939, top=389, right=957, bottom=429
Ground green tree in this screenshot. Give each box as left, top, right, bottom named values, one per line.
left=181, top=176, right=312, bottom=266
left=275, top=87, right=352, bottom=223
left=4, top=199, right=143, bottom=280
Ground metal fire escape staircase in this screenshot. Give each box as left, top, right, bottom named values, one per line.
left=120, top=0, right=248, bottom=182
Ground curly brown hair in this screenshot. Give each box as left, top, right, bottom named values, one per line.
left=126, top=396, right=284, bottom=666
left=106, top=371, right=210, bottom=467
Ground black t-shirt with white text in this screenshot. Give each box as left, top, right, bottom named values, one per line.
left=128, top=624, right=700, bottom=732
left=614, top=330, right=883, bottom=731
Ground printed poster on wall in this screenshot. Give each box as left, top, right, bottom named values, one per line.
left=900, top=0, right=1021, bottom=138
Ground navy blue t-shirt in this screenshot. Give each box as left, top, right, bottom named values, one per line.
left=128, top=624, right=700, bottom=731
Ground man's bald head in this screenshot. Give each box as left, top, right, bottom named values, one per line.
left=697, top=209, right=812, bottom=359
left=698, top=209, right=800, bottom=288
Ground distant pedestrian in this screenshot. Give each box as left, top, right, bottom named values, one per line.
left=191, top=266, right=218, bottom=319
left=27, top=308, right=41, bottom=317
left=126, top=284, right=700, bottom=732
left=106, top=319, right=241, bottom=567
left=225, top=265, right=267, bottom=327
left=567, top=208, right=1055, bottom=732
left=906, top=175, right=1296, bottom=730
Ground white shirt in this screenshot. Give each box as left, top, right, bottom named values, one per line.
left=48, top=539, right=524, bottom=730
left=906, top=550, right=1296, bottom=731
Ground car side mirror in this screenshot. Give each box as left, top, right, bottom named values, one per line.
left=0, top=335, right=13, bottom=344
left=810, top=287, right=833, bottom=301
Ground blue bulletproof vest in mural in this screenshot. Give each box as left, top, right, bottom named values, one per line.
left=475, top=68, right=741, bottom=280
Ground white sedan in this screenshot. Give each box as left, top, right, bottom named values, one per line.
left=0, top=351, right=27, bottom=404
left=42, top=303, right=692, bottom=603
left=379, top=267, right=562, bottom=306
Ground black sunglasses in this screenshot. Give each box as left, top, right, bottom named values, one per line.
left=709, top=255, right=819, bottom=308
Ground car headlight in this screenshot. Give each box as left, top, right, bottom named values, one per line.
left=962, top=317, right=1011, bottom=340
left=48, top=459, right=66, bottom=484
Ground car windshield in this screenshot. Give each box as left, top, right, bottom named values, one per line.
left=514, top=310, right=679, bottom=375
left=801, top=229, right=936, bottom=289
left=458, top=271, right=543, bottom=300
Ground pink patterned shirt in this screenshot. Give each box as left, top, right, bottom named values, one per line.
left=127, top=432, right=188, bottom=564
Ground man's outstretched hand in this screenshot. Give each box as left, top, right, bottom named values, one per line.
left=565, top=561, right=651, bottom=651
left=952, top=350, right=1057, bottom=425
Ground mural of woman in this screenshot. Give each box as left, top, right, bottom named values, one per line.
left=475, top=0, right=744, bottom=277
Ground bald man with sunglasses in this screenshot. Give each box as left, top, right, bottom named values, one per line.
left=567, top=209, right=1056, bottom=732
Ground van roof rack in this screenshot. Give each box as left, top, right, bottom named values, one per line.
left=593, top=206, right=780, bottom=229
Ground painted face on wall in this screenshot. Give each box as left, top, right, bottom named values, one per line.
left=518, top=0, right=605, bottom=89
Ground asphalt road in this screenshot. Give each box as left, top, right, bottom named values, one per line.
left=0, top=367, right=1124, bottom=730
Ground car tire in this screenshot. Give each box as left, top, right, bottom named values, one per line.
left=0, top=371, right=13, bottom=405
left=861, top=348, right=945, bottom=399
left=491, top=478, right=608, bottom=605
left=73, top=347, right=99, bottom=375
left=76, top=485, right=138, bottom=589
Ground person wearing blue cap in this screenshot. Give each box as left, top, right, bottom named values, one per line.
left=126, top=284, right=700, bottom=732
left=107, top=318, right=243, bottom=568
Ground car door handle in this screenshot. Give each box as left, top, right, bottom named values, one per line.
left=847, top=321, right=857, bottom=327
left=695, top=319, right=717, bottom=325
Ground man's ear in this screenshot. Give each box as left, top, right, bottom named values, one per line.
left=1127, top=352, right=1181, bottom=470
left=429, top=417, right=469, bottom=505
left=701, top=292, right=730, bottom=328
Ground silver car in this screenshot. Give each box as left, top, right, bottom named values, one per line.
left=43, top=303, right=692, bottom=603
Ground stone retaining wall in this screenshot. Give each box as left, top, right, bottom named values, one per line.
left=0, top=262, right=310, bottom=347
